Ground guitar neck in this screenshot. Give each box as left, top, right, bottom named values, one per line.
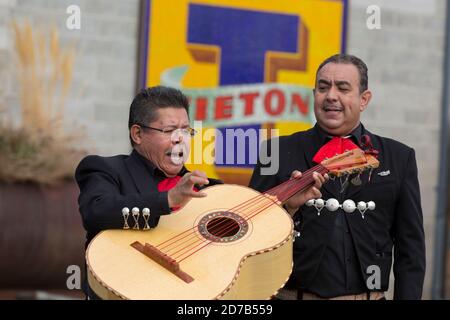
left=264, top=164, right=329, bottom=203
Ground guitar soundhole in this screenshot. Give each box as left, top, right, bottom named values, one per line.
left=206, top=217, right=239, bottom=237
left=198, top=211, right=248, bottom=243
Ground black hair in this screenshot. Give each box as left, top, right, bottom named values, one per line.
left=316, top=54, right=368, bottom=93
left=128, top=86, right=189, bottom=146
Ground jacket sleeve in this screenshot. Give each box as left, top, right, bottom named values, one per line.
left=393, top=149, right=426, bottom=299
left=75, top=155, right=171, bottom=233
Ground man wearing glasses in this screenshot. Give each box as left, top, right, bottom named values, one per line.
left=75, top=86, right=222, bottom=299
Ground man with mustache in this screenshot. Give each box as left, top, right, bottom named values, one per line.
left=249, top=54, right=426, bottom=300
left=75, top=85, right=326, bottom=299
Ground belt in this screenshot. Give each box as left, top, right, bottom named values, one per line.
left=275, top=288, right=385, bottom=300
left=302, top=291, right=385, bottom=300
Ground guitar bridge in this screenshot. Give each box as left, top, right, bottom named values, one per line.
left=131, top=241, right=194, bottom=283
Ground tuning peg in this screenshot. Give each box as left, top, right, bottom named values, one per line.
left=122, top=207, right=130, bottom=229
left=132, top=207, right=140, bottom=229
left=142, top=208, right=151, bottom=230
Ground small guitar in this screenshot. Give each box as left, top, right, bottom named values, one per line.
left=86, top=148, right=379, bottom=299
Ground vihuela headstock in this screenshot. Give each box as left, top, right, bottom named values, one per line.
left=320, top=148, right=379, bottom=177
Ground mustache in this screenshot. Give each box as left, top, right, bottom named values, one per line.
left=322, top=104, right=343, bottom=111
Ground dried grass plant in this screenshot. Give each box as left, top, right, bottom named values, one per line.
left=0, top=21, right=86, bottom=185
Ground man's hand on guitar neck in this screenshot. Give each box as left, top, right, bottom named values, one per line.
left=283, top=171, right=328, bottom=216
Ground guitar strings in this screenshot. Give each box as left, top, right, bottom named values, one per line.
left=158, top=165, right=326, bottom=258
left=157, top=165, right=327, bottom=260
left=156, top=164, right=323, bottom=252
left=168, top=193, right=279, bottom=258
left=174, top=166, right=329, bottom=262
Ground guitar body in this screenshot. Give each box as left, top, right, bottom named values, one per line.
left=86, top=184, right=294, bottom=300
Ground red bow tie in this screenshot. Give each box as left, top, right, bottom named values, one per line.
left=312, top=136, right=359, bottom=164
left=157, top=176, right=182, bottom=193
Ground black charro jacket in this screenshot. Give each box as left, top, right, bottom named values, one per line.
left=249, top=124, right=426, bottom=300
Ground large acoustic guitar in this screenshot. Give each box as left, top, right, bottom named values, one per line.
left=86, top=148, right=378, bottom=299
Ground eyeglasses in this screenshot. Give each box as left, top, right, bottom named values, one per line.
left=138, top=124, right=197, bottom=137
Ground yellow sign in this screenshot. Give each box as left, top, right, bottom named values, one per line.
left=140, top=0, right=347, bottom=184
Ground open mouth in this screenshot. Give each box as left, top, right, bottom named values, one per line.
left=165, top=151, right=184, bottom=157
left=166, top=145, right=187, bottom=165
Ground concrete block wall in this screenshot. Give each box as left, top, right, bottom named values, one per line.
left=349, top=0, right=446, bottom=299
